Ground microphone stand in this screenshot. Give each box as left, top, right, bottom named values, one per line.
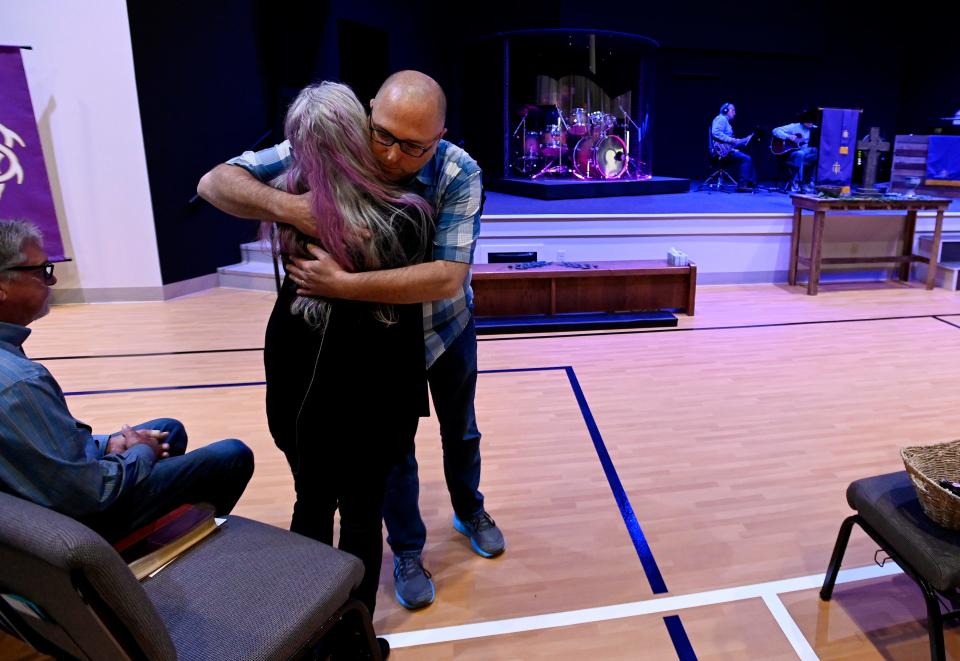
left=511, top=113, right=527, bottom=176
left=619, top=105, right=645, bottom=179
left=555, top=104, right=568, bottom=174
left=536, top=105, right=570, bottom=177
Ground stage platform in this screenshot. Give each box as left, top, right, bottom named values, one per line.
left=484, top=189, right=960, bottom=216
left=197, top=190, right=960, bottom=302
left=489, top=176, right=690, bottom=200
left=478, top=190, right=960, bottom=286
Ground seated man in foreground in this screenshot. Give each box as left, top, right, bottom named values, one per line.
left=0, top=219, right=254, bottom=542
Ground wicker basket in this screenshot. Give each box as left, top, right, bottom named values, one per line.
left=901, top=440, right=960, bottom=531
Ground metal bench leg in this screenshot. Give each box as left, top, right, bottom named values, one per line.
left=919, top=580, right=947, bottom=661
left=820, top=515, right=859, bottom=600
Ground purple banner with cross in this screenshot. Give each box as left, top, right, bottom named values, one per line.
left=0, top=46, right=64, bottom=261
left=816, top=108, right=860, bottom=193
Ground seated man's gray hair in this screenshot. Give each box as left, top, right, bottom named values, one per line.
left=0, top=220, right=43, bottom=278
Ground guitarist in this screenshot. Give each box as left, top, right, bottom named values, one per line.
left=771, top=110, right=818, bottom=191
left=710, top=102, right=756, bottom=191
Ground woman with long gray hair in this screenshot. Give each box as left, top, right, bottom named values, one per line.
left=262, top=82, right=433, bottom=622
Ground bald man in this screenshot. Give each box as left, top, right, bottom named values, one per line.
left=198, top=71, right=504, bottom=611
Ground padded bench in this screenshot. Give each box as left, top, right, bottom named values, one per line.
left=821, top=471, right=960, bottom=660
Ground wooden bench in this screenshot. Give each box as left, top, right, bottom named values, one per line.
left=471, top=259, right=697, bottom=317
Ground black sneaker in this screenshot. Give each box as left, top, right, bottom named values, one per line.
left=453, top=511, right=505, bottom=558
left=393, top=554, right=435, bottom=610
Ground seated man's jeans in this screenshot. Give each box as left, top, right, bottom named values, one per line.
left=720, top=150, right=756, bottom=187
left=84, top=418, right=254, bottom=542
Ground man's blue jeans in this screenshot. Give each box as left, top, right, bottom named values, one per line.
left=720, top=149, right=756, bottom=187
left=785, top=147, right=819, bottom=185
left=383, top=318, right=484, bottom=556
left=86, top=418, right=254, bottom=542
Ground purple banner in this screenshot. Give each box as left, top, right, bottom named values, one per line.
left=816, top=108, right=860, bottom=192
left=0, top=46, right=64, bottom=260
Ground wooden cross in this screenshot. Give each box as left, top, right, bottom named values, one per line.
left=856, top=127, right=890, bottom=190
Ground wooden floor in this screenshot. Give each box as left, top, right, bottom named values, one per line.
left=6, top=279, right=960, bottom=659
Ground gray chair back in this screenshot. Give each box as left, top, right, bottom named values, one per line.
left=0, top=490, right=176, bottom=660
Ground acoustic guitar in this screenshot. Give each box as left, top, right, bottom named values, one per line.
left=770, top=136, right=807, bottom=156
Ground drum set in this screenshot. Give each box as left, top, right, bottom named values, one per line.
left=512, top=106, right=634, bottom=180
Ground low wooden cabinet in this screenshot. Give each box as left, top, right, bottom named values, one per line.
left=471, top=260, right=697, bottom=317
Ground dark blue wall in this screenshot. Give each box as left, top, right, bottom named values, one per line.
left=127, top=0, right=955, bottom=283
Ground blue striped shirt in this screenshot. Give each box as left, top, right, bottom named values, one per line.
left=227, top=139, right=483, bottom=367
left=0, top=322, right=156, bottom=517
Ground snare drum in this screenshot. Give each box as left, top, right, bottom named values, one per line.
left=540, top=125, right=568, bottom=157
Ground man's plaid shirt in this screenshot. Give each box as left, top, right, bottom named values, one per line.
left=228, top=139, right=483, bottom=367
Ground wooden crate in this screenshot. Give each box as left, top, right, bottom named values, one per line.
left=890, top=135, right=960, bottom=198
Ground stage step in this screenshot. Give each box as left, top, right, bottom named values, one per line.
left=912, top=262, right=960, bottom=290
left=217, top=240, right=282, bottom=292
left=476, top=311, right=677, bottom=334
left=917, top=233, right=960, bottom=263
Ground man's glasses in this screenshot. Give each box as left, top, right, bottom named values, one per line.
left=4, top=262, right=55, bottom=280
left=368, top=118, right=440, bottom=157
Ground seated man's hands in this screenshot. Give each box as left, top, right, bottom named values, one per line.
left=107, top=425, right=171, bottom=459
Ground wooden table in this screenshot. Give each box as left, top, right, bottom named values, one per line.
left=788, top=194, right=952, bottom=295
left=471, top=259, right=697, bottom=316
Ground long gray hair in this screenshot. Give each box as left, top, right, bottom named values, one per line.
left=268, top=82, right=433, bottom=328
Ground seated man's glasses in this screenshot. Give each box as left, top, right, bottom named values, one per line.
left=5, top=262, right=55, bottom=280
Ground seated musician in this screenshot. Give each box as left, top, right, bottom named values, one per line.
left=710, top=102, right=756, bottom=191
left=772, top=109, right=818, bottom=191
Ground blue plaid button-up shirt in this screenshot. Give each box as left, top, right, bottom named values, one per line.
left=227, top=139, right=483, bottom=367
left=0, top=322, right=157, bottom=516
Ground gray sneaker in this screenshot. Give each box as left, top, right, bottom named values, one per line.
left=393, top=554, right=435, bottom=610
left=453, top=511, right=505, bottom=558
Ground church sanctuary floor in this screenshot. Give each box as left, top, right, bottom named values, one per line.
left=7, top=281, right=960, bottom=660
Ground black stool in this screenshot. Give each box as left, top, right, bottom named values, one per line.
left=821, top=471, right=960, bottom=660
left=698, top=155, right=738, bottom=192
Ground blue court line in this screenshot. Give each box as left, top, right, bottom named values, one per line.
left=664, top=614, right=699, bottom=660
left=60, top=369, right=565, bottom=396
left=480, top=366, right=567, bottom=374
left=63, top=381, right=266, bottom=397
left=561, top=366, right=669, bottom=595
left=934, top=315, right=960, bottom=330
left=64, top=364, right=691, bottom=652
left=35, top=347, right=263, bottom=361
left=34, top=312, right=957, bottom=362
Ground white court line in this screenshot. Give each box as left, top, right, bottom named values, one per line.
left=761, top=591, right=820, bottom=660
left=382, top=562, right=902, bottom=650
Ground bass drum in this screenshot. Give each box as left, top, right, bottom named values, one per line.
left=573, top=135, right=627, bottom=179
